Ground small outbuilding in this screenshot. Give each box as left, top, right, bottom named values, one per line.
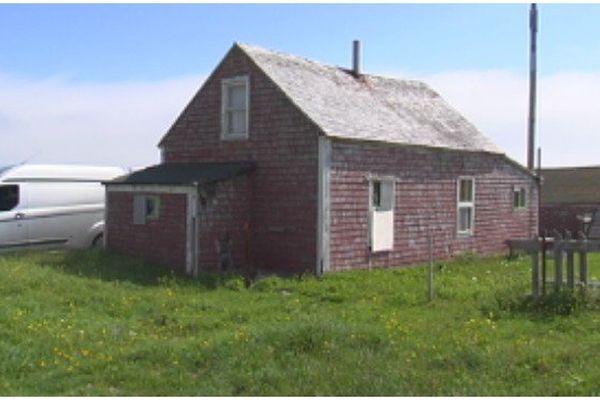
left=540, top=166, right=600, bottom=238
left=105, top=42, right=538, bottom=276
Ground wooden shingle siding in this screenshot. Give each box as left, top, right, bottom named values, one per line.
left=106, top=191, right=188, bottom=273
left=161, top=46, right=319, bottom=274
left=328, top=139, right=538, bottom=271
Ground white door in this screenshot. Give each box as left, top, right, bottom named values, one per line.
left=0, top=184, right=28, bottom=250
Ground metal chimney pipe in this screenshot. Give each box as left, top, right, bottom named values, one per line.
left=352, top=40, right=361, bottom=76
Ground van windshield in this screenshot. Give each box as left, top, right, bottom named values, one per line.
left=0, top=185, right=19, bottom=211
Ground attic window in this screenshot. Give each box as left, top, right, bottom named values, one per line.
left=221, top=76, right=249, bottom=140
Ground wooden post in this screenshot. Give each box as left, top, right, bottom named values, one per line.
left=578, top=232, right=588, bottom=288
left=428, top=231, right=434, bottom=301
left=532, top=246, right=540, bottom=299
left=566, top=249, right=575, bottom=289
left=541, top=235, right=547, bottom=295
left=554, top=235, right=563, bottom=291
left=580, top=250, right=588, bottom=287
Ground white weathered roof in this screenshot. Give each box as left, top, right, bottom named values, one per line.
left=239, top=43, right=502, bottom=154
left=0, top=164, right=126, bottom=182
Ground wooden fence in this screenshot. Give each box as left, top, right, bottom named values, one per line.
left=507, top=233, right=600, bottom=299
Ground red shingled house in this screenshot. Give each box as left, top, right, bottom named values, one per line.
left=105, top=43, right=538, bottom=276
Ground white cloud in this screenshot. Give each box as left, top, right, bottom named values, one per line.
left=1, top=69, right=599, bottom=169
left=414, top=70, right=600, bottom=168
left=0, top=73, right=203, bottom=169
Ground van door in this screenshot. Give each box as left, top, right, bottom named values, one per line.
left=26, top=181, right=104, bottom=248
left=0, top=184, right=28, bottom=249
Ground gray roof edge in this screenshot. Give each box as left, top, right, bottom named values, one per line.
left=105, top=161, right=256, bottom=186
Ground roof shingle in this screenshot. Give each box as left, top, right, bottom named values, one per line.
left=238, top=43, right=502, bottom=154
left=109, top=161, right=255, bottom=186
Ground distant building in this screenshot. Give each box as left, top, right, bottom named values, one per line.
left=104, top=43, right=538, bottom=276
left=540, top=166, right=600, bottom=238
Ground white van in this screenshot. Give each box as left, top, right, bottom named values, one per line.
left=0, top=164, right=125, bottom=251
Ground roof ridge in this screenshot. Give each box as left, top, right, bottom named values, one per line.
left=236, top=42, right=426, bottom=86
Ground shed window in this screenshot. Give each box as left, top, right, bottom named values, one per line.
left=457, top=178, right=474, bottom=235
left=513, top=187, right=527, bottom=209
left=133, top=195, right=160, bottom=225
left=369, top=179, right=395, bottom=252
left=0, top=185, right=19, bottom=212
left=221, top=76, right=249, bottom=139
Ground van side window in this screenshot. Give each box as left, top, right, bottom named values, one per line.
left=0, top=185, right=19, bottom=211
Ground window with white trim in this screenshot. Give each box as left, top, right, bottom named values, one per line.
left=133, top=195, right=160, bottom=225
left=457, top=177, right=474, bottom=235
left=221, top=76, right=249, bottom=139
left=513, top=187, right=527, bottom=209
left=369, top=179, right=395, bottom=252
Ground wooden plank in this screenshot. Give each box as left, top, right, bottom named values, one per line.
left=506, top=239, right=541, bottom=252
left=532, top=250, right=540, bottom=299
left=428, top=233, right=434, bottom=301
left=580, top=250, right=588, bottom=286
left=554, top=241, right=563, bottom=290
left=566, top=250, right=575, bottom=289
left=541, top=236, right=547, bottom=295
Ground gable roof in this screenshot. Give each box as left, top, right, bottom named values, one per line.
left=541, top=166, right=600, bottom=204
left=237, top=43, right=502, bottom=154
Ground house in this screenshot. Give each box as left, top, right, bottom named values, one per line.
left=540, top=166, right=600, bottom=238
left=104, top=42, right=538, bottom=276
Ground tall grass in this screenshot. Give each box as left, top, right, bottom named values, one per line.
left=1, top=250, right=600, bottom=395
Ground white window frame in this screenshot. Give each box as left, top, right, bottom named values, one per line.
left=457, top=177, right=475, bottom=236
left=133, top=195, right=160, bottom=225
left=221, top=75, right=250, bottom=140
left=513, top=186, right=527, bottom=210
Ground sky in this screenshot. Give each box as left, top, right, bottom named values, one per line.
left=1, top=3, right=600, bottom=169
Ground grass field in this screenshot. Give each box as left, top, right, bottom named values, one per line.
left=2, top=249, right=600, bottom=395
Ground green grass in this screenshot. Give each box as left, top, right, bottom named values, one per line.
left=2, top=249, right=600, bottom=395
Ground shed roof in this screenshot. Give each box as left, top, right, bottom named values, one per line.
left=108, top=161, right=255, bottom=186
left=238, top=43, right=502, bottom=154
left=541, top=166, right=600, bottom=204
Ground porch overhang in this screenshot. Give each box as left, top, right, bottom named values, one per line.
left=105, top=161, right=256, bottom=186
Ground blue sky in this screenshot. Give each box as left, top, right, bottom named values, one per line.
left=1, top=4, right=600, bottom=168
left=2, top=4, right=599, bottom=80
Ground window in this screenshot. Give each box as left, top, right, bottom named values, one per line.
left=513, top=187, right=527, bottom=209
left=372, top=181, right=381, bottom=208
left=221, top=76, right=249, bottom=139
left=457, top=178, right=474, bottom=235
left=133, top=195, right=160, bottom=225
left=0, top=184, right=19, bottom=212
left=369, top=179, right=395, bottom=252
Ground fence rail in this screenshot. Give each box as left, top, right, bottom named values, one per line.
left=507, top=232, right=599, bottom=298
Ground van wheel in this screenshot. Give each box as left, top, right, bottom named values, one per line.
left=92, top=234, right=104, bottom=248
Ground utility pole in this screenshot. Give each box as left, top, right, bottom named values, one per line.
left=527, top=3, right=538, bottom=171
